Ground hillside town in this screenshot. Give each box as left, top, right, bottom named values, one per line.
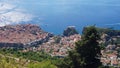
left=1, top=24, right=120, bottom=67
left=100, top=34, right=120, bottom=67
left=22, top=26, right=81, bottom=56
left=0, top=24, right=53, bottom=47
left=38, top=34, right=81, bottom=56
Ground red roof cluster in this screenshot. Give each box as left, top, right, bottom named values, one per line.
left=0, top=24, right=48, bottom=44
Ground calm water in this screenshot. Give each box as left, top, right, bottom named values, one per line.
left=2, top=0, right=120, bottom=34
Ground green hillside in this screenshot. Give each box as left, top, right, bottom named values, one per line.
left=0, top=49, right=57, bottom=68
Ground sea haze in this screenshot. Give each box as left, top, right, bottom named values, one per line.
left=1, top=0, right=120, bottom=34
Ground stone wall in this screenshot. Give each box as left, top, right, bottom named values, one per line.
left=0, top=43, right=24, bottom=48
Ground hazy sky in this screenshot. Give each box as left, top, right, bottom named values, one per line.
left=0, top=0, right=120, bottom=34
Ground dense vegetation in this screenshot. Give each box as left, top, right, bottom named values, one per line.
left=0, top=48, right=50, bottom=61
left=96, top=27, right=120, bottom=36
left=0, top=48, right=60, bottom=68
left=0, top=55, right=57, bottom=68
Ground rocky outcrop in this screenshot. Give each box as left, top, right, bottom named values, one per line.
left=63, top=26, right=78, bottom=36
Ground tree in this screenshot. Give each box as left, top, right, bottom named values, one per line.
left=54, top=36, right=61, bottom=43
left=58, top=26, right=102, bottom=68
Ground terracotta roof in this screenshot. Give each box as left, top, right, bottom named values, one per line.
left=0, top=24, right=48, bottom=44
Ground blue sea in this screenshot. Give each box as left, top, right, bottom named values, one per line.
left=4, top=0, right=120, bottom=34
